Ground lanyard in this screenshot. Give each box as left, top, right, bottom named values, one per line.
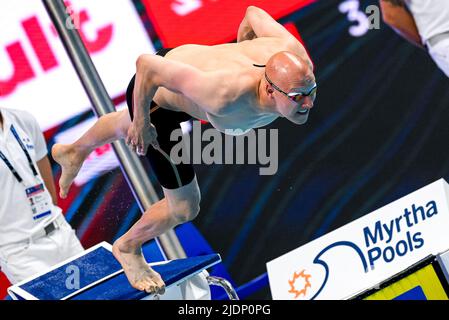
left=0, top=125, right=38, bottom=183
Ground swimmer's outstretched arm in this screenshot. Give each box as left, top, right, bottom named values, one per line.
left=128, top=54, right=230, bottom=154
left=237, top=6, right=311, bottom=61
left=379, top=0, right=424, bottom=48
left=238, top=6, right=298, bottom=42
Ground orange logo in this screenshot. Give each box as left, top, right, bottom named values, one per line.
left=288, top=269, right=312, bottom=298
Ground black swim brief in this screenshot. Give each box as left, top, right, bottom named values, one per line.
left=126, top=48, right=195, bottom=189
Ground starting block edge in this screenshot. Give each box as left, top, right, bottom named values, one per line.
left=7, top=241, right=112, bottom=300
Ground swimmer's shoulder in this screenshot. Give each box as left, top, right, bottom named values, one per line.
left=206, top=68, right=257, bottom=112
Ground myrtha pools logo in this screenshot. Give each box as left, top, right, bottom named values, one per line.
left=288, top=270, right=312, bottom=298
left=287, top=200, right=438, bottom=299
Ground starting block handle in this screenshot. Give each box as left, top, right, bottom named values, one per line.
left=207, top=276, right=239, bottom=300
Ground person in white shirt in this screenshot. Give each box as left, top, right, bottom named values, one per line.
left=380, top=0, right=449, bottom=77
left=0, top=107, right=83, bottom=285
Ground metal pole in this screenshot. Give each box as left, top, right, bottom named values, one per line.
left=42, top=0, right=186, bottom=259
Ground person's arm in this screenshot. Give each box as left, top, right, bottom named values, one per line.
left=37, top=156, right=58, bottom=206
left=238, top=6, right=297, bottom=42
left=379, top=0, right=424, bottom=48
left=24, top=110, right=58, bottom=204
left=128, top=54, right=231, bottom=154
left=237, top=9, right=257, bottom=42
left=237, top=6, right=311, bottom=61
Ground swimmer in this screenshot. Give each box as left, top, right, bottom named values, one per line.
left=52, top=6, right=317, bottom=294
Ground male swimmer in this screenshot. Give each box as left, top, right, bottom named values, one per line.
left=52, top=6, right=317, bottom=294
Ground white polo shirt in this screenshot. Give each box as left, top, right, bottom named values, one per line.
left=0, top=107, right=60, bottom=246
left=405, top=0, right=449, bottom=43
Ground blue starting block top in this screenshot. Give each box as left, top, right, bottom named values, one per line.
left=7, top=242, right=221, bottom=300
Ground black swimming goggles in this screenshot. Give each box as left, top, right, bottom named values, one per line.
left=253, top=63, right=317, bottom=104
left=264, top=73, right=317, bottom=104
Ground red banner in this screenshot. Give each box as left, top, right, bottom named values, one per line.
left=0, top=272, right=10, bottom=299
left=142, top=0, right=316, bottom=47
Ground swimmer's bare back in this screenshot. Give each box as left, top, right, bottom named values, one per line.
left=145, top=37, right=308, bottom=133
left=127, top=5, right=312, bottom=155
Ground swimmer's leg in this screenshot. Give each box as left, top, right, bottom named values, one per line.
left=112, top=176, right=200, bottom=294
left=52, top=110, right=131, bottom=198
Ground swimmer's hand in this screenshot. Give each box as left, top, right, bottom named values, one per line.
left=126, top=118, right=159, bottom=156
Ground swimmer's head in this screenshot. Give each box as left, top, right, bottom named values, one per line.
left=263, top=51, right=316, bottom=125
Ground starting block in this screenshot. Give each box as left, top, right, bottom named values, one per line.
left=7, top=242, right=236, bottom=300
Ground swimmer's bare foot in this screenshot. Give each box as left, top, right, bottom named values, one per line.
left=51, top=143, right=88, bottom=199
left=112, top=238, right=165, bottom=295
